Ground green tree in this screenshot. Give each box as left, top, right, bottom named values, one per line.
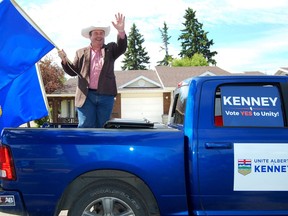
left=178, top=8, right=217, bottom=65
left=122, top=23, right=150, bottom=70
left=172, top=53, right=208, bottom=66
left=34, top=115, right=49, bottom=127
left=157, top=22, right=173, bottom=66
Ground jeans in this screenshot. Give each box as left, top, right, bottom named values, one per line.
left=77, top=90, right=114, bottom=128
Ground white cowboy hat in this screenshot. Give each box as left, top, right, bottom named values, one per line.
left=81, top=25, right=110, bottom=38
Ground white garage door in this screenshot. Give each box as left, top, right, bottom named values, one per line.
left=121, top=93, right=163, bottom=123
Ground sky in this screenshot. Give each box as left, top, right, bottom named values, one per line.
left=16, top=0, right=288, bottom=75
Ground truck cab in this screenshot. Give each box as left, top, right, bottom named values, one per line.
left=170, top=75, right=288, bottom=215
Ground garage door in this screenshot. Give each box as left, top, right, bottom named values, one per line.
left=121, top=93, right=163, bottom=123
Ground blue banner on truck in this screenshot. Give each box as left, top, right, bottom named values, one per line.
left=220, top=85, right=284, bottom=127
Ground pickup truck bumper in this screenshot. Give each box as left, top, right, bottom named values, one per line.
left=0, top=189, right=26, bottom=216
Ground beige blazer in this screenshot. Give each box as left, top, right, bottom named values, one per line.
left=62, top=35, right=127, bottom=107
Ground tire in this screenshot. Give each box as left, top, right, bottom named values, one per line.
left=68, top=180, right=150, bottom=216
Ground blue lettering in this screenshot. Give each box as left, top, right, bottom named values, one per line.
left=255, top=166, right=260, bottom=172
left=254, top=165, right=287, bottom=173
left=267, top=166, right=273, bottom=172
left=275, top=166, right=280, bottom=172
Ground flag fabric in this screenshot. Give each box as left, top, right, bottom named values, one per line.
left=0, top=0, right=54, bottom=89
left=0, top=0, right=55, bottom=130
left=0, top=65, right=48, bottom=131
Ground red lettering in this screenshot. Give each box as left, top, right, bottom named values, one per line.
left=240, top=111, right=253, bottom=116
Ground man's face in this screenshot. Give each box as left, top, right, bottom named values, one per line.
left=90, top=30, right=105, bottom=45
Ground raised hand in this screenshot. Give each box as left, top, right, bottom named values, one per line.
left=112, top=13, right=125, bottom=32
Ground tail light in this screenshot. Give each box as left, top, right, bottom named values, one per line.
left=0, top=144, right=16, bottom=180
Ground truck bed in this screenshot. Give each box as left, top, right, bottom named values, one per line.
left=0, top=127, right=187, bottom=216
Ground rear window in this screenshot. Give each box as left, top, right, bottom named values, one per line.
left=170, top=85, right=189, bottom=125
left=214, top=85, right=284, bottom=127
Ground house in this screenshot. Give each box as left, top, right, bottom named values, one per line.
left=47, top=66, right=232, bottom=125
left=275, top=67, right=288, bottom=76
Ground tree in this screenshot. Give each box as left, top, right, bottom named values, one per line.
left=178, top=8, right=217, bottom=65
left=122, top=23, right=150, bottom=70
left=34, top=55, right=65, bottom=126
left=172, top=53, right=208, bottom=67
left=157, top=22, right=173, bottom=66
left=39, top=55, right=65, bottom=94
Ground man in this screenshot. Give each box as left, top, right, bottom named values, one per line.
left=58, top=13, right=127, bottom=128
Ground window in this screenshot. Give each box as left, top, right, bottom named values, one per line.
left=171, top=84, right=189, bottom=125
left=214, top=84, right=284, bottom=127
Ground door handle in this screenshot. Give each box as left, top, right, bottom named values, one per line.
left=205, top=142, right=232, bottom=149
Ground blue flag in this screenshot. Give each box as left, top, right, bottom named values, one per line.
left=0, top=65, right=48, bottom=131
left=0, top=0, right=55, bottom=130
left=0, top=0, right=54, bottom=89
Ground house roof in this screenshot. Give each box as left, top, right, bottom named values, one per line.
left=115, top=70, right=160, bottom=88
left=50, top=66, right=269, bottom=95
left=275, top=67, right=288, bottom=76
left=242, top=71, right=267, bottom=75
left=53, top=77, right=77, bottom=94
left=155, top=66, right=231, bottom=87
left=280, top=67, right=288, bottom=71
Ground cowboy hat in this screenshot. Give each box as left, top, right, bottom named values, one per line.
left=81, top=25, right=110, bottom=38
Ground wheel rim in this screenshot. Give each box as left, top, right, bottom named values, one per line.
left=82, top=196, right=136, bottom=216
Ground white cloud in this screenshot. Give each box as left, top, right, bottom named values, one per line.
left=216, top=27, right=288, bottom=74
left=228, top=0, right=287, bottom=10
left=16, top=0, right=288, bottom=74
left=194, top=0, right=288, bottom=25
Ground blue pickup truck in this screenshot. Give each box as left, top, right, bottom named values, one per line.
left=1, top=75, right=288, bottom=216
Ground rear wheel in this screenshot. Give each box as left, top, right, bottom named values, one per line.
left=68, top=180, right=150, bottom=216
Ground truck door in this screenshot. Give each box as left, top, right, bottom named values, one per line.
left=195, top=79, right=288, bottom=215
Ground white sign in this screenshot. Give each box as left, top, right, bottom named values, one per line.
left=0, top=195, right=15, bottom=206
left=234, top=143, right=288, bottom=191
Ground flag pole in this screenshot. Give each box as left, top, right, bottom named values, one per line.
left=35, top=63, right=50, bottom=113
left=11, top=0, right=60, bottom=51
left=11, top=0, right=81, bottom=77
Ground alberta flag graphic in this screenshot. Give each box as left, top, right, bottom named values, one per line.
left=238, top=159, right=252, bottom=176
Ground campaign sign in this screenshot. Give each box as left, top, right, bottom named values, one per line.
left=234, top=143, right=288, bottom=191
left=221, top=86, right=284, bottom=127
